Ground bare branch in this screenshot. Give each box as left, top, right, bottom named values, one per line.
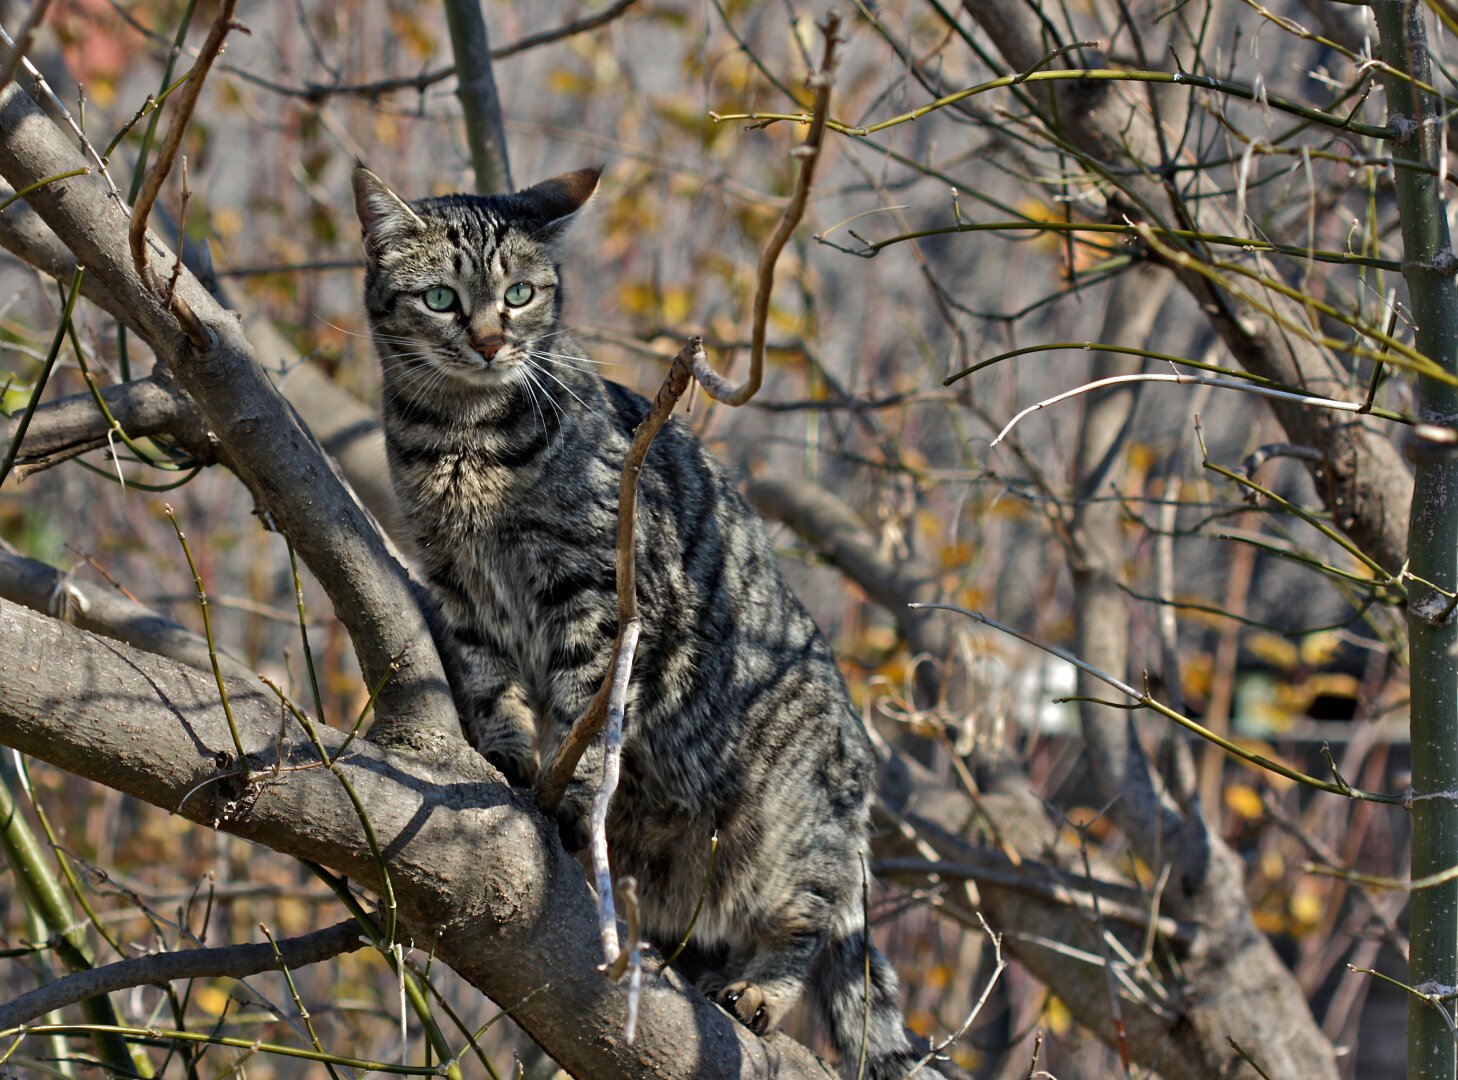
left=0, top=0, right=54, bottom=92
left=1, top=375, right=211, bottom=477
left=536, top=340, right=698, bottom=811
left=0, top=542, right=254, bottom=682
left=692, top=13, right=840, bottom=406
left=0, top=921, right=366, bottom=1027
left=128, top=0, right=240, bottom=340
left=442, top=0, right=512, bottom=194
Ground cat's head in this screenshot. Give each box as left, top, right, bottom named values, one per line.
left=353, top=166, right=600, bottom=391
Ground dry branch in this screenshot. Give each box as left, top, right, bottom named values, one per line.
left=693, top=13, right=840, bottom=406
left=535, top=340, right=697, bottom=812
left=127, top=0, right=239, bottom=343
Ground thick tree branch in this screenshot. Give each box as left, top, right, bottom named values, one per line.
left=0, top=597, right=831, bottom=1080
left=0, top=920, right=366, bottom=1027
left=0, top=79, right=457, bottom=746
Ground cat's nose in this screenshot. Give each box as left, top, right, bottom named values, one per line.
left=471, top=333, right=505, bottom=361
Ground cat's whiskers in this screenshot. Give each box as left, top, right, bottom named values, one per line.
left=525, top=357, right=601, bottom=417
left=518, top=361, right=565, bottom=438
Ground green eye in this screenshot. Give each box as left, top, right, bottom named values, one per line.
left=423, top=286, right=456, bottom=312
left=504, top=282, right=534, bottom=307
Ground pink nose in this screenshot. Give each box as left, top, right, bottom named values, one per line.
left=472, top=334, right=505, bottom=361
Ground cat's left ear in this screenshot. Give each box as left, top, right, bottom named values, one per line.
left=353, top=166, right=425, bottom=256
left=519, top=166, right=602, bottom=241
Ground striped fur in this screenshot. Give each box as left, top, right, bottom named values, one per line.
left=354, top=167, right=950, bottom=1080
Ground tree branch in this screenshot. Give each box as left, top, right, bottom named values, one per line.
left=0, top=920, right=366, bottom=1027
left=0, top=596, right=831, bottom=1080
left=0, top=541, right=255, bottom=683
left=0, top=78, right=458, bottom=745
left=442, top=0, right=512, bottom=194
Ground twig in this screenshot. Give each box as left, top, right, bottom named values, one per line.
left=990, top=372, right=1395, bottom=447
left=202, top=0, right=639, bottom=104
left=586, top=620, right=641, bottom=975
left=0, top=265, right=83, bottom=489
left=164, top=156, right=190, bottom=305
left=163, top=503, right=248, bottom=767
left=692, top=12, right=841, bottom=406
left=0, top=921, right=364, bottom=1027
left=904, top=913, right=1004, bottom=1078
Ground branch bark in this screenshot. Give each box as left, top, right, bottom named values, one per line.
left=0, top=596, right=831, bottom=1080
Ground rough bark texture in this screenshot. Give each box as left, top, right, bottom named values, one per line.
left=0, top=597, right=829, bottom=1080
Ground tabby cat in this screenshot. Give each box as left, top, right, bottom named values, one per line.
left=354, top=165, right=949, bottom=1080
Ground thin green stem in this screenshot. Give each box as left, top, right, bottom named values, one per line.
left=258, top=924, right=343, bottom=1080
left=161, top=504, right=248, bottom=766
left=0, top=1025, right=447, bottom=1074
left=261, top=680, right=398, bottom=951
left=838, top=218, right=1402, bottom=272
left=0, top=267, right=84, bottom=489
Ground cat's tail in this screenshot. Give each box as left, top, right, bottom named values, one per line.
left=809, top=927, right=958, bottom=1080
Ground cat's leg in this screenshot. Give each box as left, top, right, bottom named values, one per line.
left=536, top=628, right=618, bottom=851
left=713, top=927, right=826, bottom=1034
left=445, top=638, right=540, bottom=786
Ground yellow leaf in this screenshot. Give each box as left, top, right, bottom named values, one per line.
left=1224, top=783, right=1264, bottom=820
left=1252, top=908, right=1287, bottom=935
left=1299, top=631, right=1343, bottom=667
left=1289, top=887, right=1326, bottom=933
left=194, top=984, right=230, bottom=1017
left=1260, top=849, right=1285, bottom=881
left=213, top=207, right=243, bottom=240
left=1245, top=632, right=1299, bottom=672
left=547, top=69, right=592, bottom=96
left=1042, top=996, right=1072, bottom=1037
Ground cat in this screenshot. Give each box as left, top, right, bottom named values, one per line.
left=353, top=165, right=951, bottom=1080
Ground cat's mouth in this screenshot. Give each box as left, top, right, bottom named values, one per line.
left=441, top=345, right=524, bottom=387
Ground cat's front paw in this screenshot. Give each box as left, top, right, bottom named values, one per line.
left=716, top=980, right=776, bottom=1034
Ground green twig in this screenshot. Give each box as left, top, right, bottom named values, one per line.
left=0, top=266, right=84, bottom=489
left=162, top=504, right=249, bottom=767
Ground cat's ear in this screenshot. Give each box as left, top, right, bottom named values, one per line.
left=518, top=166, right=602, bottom=241
left=353, top=167, right=424, bottom=254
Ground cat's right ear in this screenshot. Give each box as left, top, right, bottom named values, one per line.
left=353, top=167, right=424, bottom=255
